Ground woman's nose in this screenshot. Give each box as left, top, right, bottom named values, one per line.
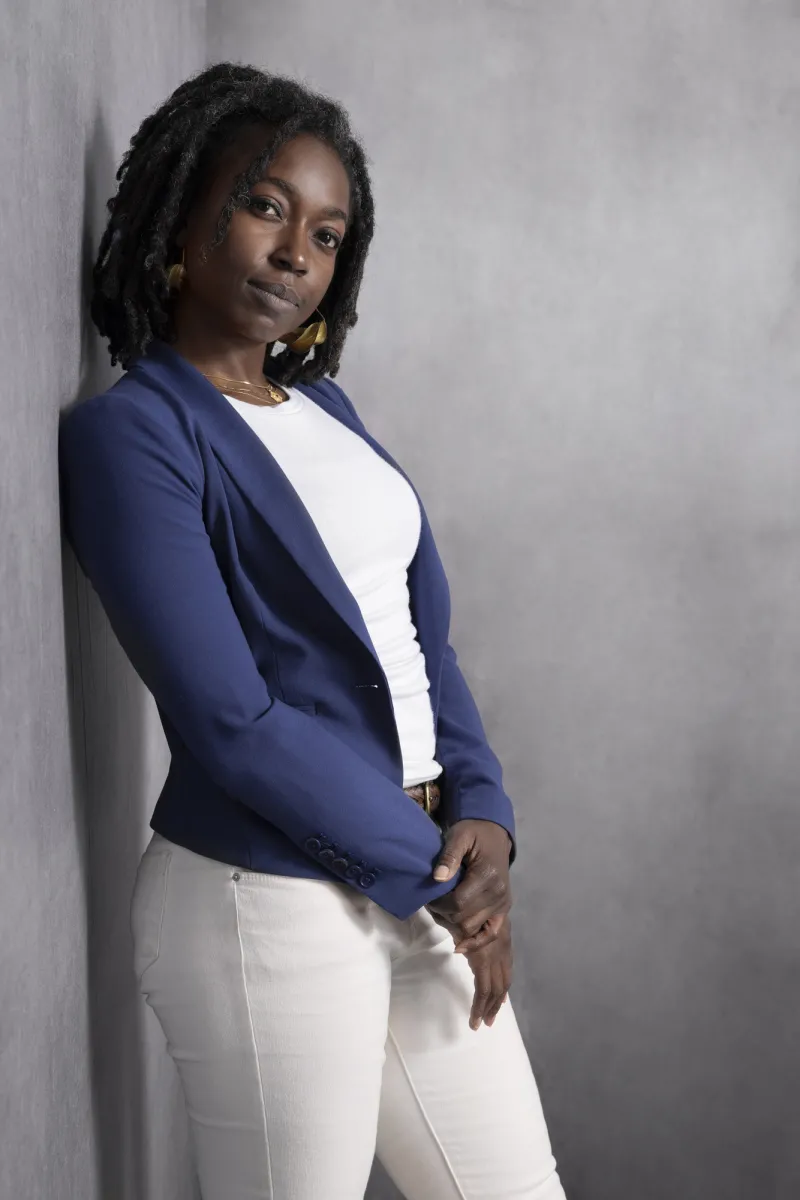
left=270, top=224, right=309, bottom=275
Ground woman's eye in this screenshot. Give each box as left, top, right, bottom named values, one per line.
left=317, top=229, right=342, bottom=250
left=252, top=197, right=282, bottom=217
left=250, top=199, right=340, bottom=249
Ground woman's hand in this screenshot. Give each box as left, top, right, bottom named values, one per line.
left=426, top=819, right=513, bottom=952
left=465, top=914, right=513, bottom=1030
left=426, top=909, right=513, bottom=1030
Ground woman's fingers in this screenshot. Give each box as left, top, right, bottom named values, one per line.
left=427, top=908, right=459, bottom=937
left=469, top=959, right=492, bottom=1031
left=466, top=920, right=513, bottom=1030
left=470, top=959, right=505, bottom=1030
left=484, top=960, right=508, bottom=1026
left=453, top=912, right=505, bottom=954
left=433, top=881, right=511, bottom=944
left=446, top=865, right=510, bottom=933
left=503, top=945, right=513, bottom=998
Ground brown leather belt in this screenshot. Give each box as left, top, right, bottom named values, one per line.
left=403, top=777, right=442, bottom=816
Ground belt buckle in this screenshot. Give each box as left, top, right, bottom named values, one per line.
left=422, top=780, right=432, bottom=815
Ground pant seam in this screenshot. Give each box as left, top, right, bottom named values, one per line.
left=385, top=1025, right=468, bottom=1200
left=232, top=881, right=275, bottom=1198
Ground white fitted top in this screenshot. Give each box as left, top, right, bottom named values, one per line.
left=223, top=388, right=442, bottom=788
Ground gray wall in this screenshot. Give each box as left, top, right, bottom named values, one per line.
left=208, top=4, right=799, bottom=1199
left=5, top=2, right=800, bottom=1198
left=0, top=1, right=204, bottom=1198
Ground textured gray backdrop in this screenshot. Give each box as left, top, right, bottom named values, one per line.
left=3, top=2, right=800, bottom=1198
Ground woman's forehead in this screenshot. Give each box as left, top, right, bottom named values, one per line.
left=215, top=130, right=351, bottom=209
left=216, top=127, right=344, bottom=179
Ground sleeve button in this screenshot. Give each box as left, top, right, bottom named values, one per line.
left=319, top=848, right=335, bottom=865
left=358, top=873, right=376, bottom=889
left=331, top=857, right=349, bottom=873
left=345, top=865, right=362, bottom=880
left=305, top=838, right=322, bottom=855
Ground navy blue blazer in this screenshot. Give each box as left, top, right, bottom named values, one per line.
left=58, top=337, right=516, bottom=920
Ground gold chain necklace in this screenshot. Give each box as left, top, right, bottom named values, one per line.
left=201, top=372, right=289, bottom=407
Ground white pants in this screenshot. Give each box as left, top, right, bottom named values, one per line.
left=131, top=831, right=567, bottom=1199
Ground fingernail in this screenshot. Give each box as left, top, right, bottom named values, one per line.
left=433, top=867, right=450, bottom=880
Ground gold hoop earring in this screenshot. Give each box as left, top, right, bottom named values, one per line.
left=166, top=246, right=187, bottom=292
left=277, top=308, right=328, bottom=354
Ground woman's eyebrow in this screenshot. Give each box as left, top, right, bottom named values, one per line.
left=262, top=174, right=349, bottom=224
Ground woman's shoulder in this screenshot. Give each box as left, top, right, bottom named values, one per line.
left=61, top=368, right=196, bottom=446
left=59, top=369, right=203, bottom=493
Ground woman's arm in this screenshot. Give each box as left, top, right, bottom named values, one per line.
left=325, top=376, right=519, bottom=949
left=433, top=641, right=517, bottom=856
left=58, top=392, right=462, bottom=922
left=325, top=377, right=517, bottom=853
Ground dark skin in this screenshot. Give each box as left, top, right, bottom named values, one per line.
left=170, top=124, right=349, bottom=389
left=169, top=123, right=514, bottom=1029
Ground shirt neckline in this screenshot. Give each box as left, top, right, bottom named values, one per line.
left=222, top=388, right=305, bottom=416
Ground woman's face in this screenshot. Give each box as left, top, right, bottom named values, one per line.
left=174, top=125, right=351, bottom=348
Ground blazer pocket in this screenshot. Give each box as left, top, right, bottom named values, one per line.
left=130, top=845, right=172, bottom=983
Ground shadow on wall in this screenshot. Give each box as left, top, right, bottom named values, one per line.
left=60, top=103, right=198, bottom=1200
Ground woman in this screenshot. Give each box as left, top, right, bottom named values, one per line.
left=59, top=63, right=567, bottom=1199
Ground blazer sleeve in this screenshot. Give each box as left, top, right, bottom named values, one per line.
left=324, top=377, right=517, bottom=863
left=58, top=392, right=462, bottom=922
left=434, top=642, right=517, bottom=861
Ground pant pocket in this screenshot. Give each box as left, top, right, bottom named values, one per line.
left=130, top=842, right=172, bottom=983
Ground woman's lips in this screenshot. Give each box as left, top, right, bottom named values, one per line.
left=247, top=282, right=299, bottom=314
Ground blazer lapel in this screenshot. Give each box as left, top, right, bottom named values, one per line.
left=130, top=339, right=448, bottom=684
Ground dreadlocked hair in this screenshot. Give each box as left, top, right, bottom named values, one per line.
left=90, top=62, right=376, bottom=384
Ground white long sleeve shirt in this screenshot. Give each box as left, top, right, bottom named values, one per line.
left=223, top=388, right=442, bottom=788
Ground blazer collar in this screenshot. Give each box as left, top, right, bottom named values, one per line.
left=129, top=338, right=447, bottom=678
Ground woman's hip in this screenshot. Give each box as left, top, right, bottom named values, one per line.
left=130, top=833, right=395, bottom=1199
left=130, top=831, right=395, bottom=989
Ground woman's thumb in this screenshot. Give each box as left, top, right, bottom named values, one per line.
left=433, top=831, right=467, bottom=881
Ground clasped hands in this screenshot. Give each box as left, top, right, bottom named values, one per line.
left=425, top=818, right=513, bottom=1032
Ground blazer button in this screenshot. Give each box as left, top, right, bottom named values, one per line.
left=305, top=838, right=323, bottom=855
left=358, top=873, right=376, bottom=889
left=319, top=848, right=335, bottom=865
left=331, top=857, right=349, bottom=873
